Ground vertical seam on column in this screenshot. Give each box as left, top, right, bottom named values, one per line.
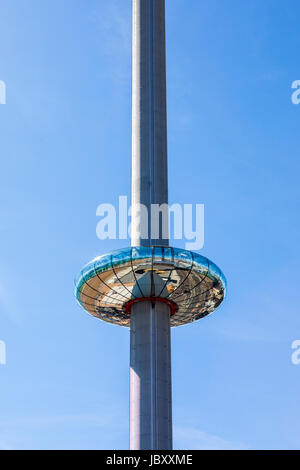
left=149, top=0, right=154, bottom=246
left=150, top=245, right=155, bottom=448
left=149, top=0, right=154, bottom=441
left=150, top=302, right=153, bottom=449
left=154, top=303, right=158, bottom=450
left=150, top=302, right=157, bottom=450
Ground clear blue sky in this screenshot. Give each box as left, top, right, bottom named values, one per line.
left=0, top=0, right=300, bottom=450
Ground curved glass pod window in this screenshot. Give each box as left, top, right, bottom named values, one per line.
left=75, top=247, right=226, bottom=328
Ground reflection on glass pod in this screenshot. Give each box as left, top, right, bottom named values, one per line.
left=75, top=246, right=226, bottom=327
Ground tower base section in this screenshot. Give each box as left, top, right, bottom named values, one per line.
left=130, top=300, right=172, bottom=450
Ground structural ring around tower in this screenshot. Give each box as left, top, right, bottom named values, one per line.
left=74, top=246, right=227, bottom=328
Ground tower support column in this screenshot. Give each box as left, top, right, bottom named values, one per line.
left=130, top=301, right=172, bottom=450
left=131, top=0, right=168, bottom=246
left=130, top=0, right=172, bottom=450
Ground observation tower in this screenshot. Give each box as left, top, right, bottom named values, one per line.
left=75, top=0, right=226, bottom=450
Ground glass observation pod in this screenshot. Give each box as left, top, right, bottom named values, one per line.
left=75, top=246, right=227, bottom=328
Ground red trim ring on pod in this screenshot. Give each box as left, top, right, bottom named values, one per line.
left=124, top=297, right=178, bottom=316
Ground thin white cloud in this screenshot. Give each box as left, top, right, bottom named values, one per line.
left=0, top=431, right=14, bottom=450
left=0, top=410, right=127, bottom=449
left=0, top=442, right=13, bottom=450
left=174, top=426, right=246, bottom=450
left=0, top=409, right=125, bottom=429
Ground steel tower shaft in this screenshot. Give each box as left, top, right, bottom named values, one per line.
left=130, top=0, right=172, bottom=450
left=131, top=0, right=168, bottom=247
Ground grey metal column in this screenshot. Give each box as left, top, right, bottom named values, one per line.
left=130, top=301, right=172, bottom=450
left=131, top=0, right=168, bottom=247
left=130, top=0, right=173, bottom=450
